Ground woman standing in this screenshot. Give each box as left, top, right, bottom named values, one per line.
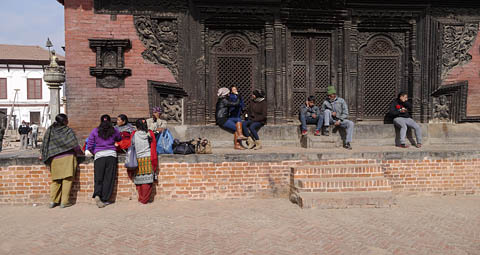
left=242, top=89, right=267, bottom=150
left=86, top=115, right=121, bottom=208
left=215, top=87, right=247, bottom=150
left=114, top=114, right=134, bottom=151
left=131, top=118, right=157, bottom=204
left=40, top=114, right=83, bottom=208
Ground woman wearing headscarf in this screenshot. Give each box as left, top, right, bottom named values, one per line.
left=130, top=118, right=158, bottom=204
left=114, top=114, right=135, bottom=151
left=242, top=89, right=267, bottom=150
left=86, top=114, right=122, bottom=208
left=215, top=87, right=247, bottom=150
left=40, top=114, right=83, bottom=208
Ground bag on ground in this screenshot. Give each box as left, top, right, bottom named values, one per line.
left=157, top=129, right=174, bottom=154
left=172, top=139, right=195, bottom=155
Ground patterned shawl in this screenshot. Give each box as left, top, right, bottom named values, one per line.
left=41, top=125, right=79, bottom=164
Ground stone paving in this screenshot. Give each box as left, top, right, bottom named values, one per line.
left=0, top=196, right=479, bottom=254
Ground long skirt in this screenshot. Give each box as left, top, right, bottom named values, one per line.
left=134, top=157, right=154, bottom=204
left=50, top=155, right=77, bottom=205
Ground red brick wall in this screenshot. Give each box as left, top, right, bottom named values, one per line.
left=1, top=159, right=479, bottom=205
left=64, top=0, right=175, bottom=139
left=443, top=27, right=480, bottom=116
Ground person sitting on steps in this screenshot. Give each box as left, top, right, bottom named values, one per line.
left=389, top=92, right=422, bottom=148
left=215, top=87, right=247, bottom=150
left=243, top=89, right=267, bottom=150
left=299, top=95, right=323, bottom=136
left=321, top=86, right=354, bottom=150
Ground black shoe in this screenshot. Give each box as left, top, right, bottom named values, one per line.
left=48, top=202, right=59, bottom=208
left=60, top=203, right=73, bottom=208
left=322, top=127, right=330, bottom=136
left=343, top=142, right=352, bottom=150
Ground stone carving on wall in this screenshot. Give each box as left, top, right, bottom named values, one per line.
left=89, top=39, right=132, bottom=88
left=433, top=95, right=450, bottom=121
left=134, top=16, right=179, bottom=80
left=161, top=94, right=182, bottom=122
left=441, top=23, right=478, bottom=80
left=357, top=32, right=405, bottom=49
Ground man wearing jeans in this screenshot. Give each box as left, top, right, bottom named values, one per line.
left=389, top=92, right=422, bottom=148
left=18, top=121, right=31, bottom=150
left=321, top=86, right=354, bottom=150
left=299, top=96, right=323, bottom=136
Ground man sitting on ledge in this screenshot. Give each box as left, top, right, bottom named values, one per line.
left=321, top=86, right=354, bottom=150
left=299, top=96, right=324, bottom=136
left=389, top=92, right=422, bottom=148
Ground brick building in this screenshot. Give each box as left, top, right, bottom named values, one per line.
left=57, top=0, right=480, bottom=138
left=0, top=44, right=65, bottom=129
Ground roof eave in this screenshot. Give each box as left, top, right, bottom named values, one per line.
left=56, top=0, right=64, bottom=6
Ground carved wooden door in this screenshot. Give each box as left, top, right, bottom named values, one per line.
left=210, top=34, right=259, bottom=120
left=358, top=36, right=403, bottom=120
left=291, top=34, right=331, bottom=116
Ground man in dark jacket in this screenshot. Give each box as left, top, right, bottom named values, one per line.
left=215, top=87, right=247, bottom=150
left=299, top=96, right=323, bottom=136
left=18, top=121, right=31, bottom=150
left=389, top=92, right=422, bottom=148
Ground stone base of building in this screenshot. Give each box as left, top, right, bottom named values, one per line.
left=1, top=148, right=479, bottom=206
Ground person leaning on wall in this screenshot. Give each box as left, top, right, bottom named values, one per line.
left=40, top=114, right=84, bottom=208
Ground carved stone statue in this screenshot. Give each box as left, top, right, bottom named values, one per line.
left=161, top=94, right=182, bottom=122
left=49, top=50, right=59, bottom=68
left=434, top=95, right=450, bottom=120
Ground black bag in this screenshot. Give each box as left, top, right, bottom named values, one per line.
left=172, top=139, right=196, bottom=155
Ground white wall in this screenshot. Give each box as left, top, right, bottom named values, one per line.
left=0, top=65, right=65, bottom=129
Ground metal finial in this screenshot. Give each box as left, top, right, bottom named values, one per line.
left=46, top=38, right=53, bottom=48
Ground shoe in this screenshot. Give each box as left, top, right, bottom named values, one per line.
left=253, top=140, right=262, bottom=150
left=233, top=133, right=245, bottom=150
left=322, top=127, right=330, bottom=136
left=415, top=143, right=422, bottom=148
left=95, top=196, right=106, bottom=208
left=301, top=130, right=308, bottom=136
left=235, top=122, right=248, bottom=140
left=60, top=203, right=73, bottom=208
left=397, top=144, right=409, bottom=148
left=103, top=201, right=113, bottom=206
left=246, top=137, right=255, bottom=149
left=48, top=202, right=59, bottom=208
left=343, top=142, right=352, bottom=150
left=314, top=130, right=321, bottom=136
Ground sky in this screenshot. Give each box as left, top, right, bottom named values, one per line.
left=0, top=0, right=65, bottom=54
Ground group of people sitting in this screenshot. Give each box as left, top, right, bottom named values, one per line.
left=40, top=109, right=169, bottom=209
left=215, top=86, right=267, bottom=150
left=300, top=87, right=422, bottom=149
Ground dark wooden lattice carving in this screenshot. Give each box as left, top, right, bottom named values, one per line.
left=291, top=34, right=331, bottom=115
left=359, top=36, right=402, bottom=120
left=211, top=34, right=258, bottom=112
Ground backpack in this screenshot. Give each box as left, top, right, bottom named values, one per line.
left=157, top=129, right=174, bottom=154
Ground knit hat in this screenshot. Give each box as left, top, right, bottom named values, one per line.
left=327, top=86, right=336, bottom=95
left=253, top=89, right=265, bottom=98
left=152, top=107, right=163, bottom=114
left=217, top=87, right=230, bottom=97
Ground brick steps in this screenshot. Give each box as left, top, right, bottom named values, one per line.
left=290, top=164, right=395, bottom=209
left=290, top=191, right=396, bottom=209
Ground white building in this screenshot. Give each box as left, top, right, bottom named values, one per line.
left=0, top=44, right=65, bottom=129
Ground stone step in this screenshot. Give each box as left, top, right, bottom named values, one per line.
left=295, top=177, right=391, bottom=191
left=293, top=164, right=383, bottom=176
left=290, top=191, right=396, bottom=209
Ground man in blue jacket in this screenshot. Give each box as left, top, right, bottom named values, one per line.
left=321, top=86, right=354, bottom=150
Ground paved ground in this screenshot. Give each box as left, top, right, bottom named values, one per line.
left=0, top=196, right=479, bottom=254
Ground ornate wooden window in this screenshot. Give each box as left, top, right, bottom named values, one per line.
left=359, top=36, right=402, bottom=120
left=27, top=78, right=42, bottom=100
left=211, top=34, right=258, bottom=111
left=291, top=34, right=331, bottom=116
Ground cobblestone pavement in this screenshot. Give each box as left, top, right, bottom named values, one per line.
left=0, top=196, right=479, bottom=254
